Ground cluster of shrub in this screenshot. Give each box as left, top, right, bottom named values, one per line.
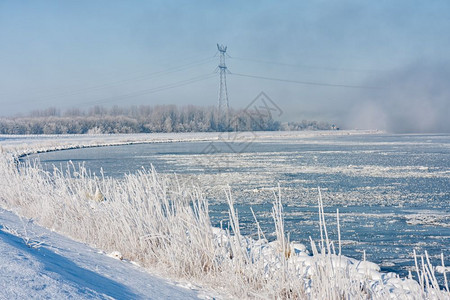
left=0, top=105, right=332, bottom=134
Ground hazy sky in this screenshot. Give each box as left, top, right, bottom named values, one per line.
left=1, top=1, right=449, bottom=132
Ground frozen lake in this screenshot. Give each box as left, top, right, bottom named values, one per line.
left=27, top=133, right=450, bottom=280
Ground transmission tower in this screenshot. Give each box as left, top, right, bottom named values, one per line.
left=217, top=44, right=230, bottom=118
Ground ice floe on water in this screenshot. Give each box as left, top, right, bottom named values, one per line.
left=404, top=212, right=450, bottom=228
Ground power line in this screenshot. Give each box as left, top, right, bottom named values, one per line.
left=45, top=57, right=215, bottom=99
left=230, top=72, right=380, bottom=89
left=9, top=57, right=215, bottom=106
left=74, top=57, right=214, bottom=90
left=3, top=46, right=385, bottom=112
left=230, top=56, right=383, bottom=73
left=78, top=73, right=216, bottom=106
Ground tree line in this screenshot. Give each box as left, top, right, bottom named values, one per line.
left=0, top=105, right=332, bottom=134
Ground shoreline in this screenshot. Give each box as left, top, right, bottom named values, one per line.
left=1, top=129, right=382, bottom=158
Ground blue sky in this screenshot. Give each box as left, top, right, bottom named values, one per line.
left=1, top=1, right=449, bottom=132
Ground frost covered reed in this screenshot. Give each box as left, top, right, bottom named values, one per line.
left=0, top=152, right=448, bottom=299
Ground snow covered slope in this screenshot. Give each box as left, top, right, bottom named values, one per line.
left=0, top=208, right=210, bottom=299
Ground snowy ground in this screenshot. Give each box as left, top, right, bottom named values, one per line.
left=0, top=208, right=213, bottom=299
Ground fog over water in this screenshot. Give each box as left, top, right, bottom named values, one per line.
left=347, top=61, right=450, bottom=133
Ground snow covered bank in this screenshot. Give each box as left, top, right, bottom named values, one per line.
left=1, top=131, right=448, bottom=299
left=0, top=208, right=210, bottom=299
left=0, top=130, right=380, bottom=157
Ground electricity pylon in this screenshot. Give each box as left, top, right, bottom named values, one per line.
left=217, top=44, right=230, bottom=128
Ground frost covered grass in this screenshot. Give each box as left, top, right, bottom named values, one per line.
left=0, top=137, right=448, bottom=299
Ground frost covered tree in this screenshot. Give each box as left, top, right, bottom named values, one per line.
left=0, top=105, right=331, bottom=134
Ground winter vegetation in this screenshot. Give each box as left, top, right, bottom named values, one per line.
left=0, top=105, right=332, bottom=134
left=0, top=134, right=448, bottom=299
left=0, top=208, right=207, bottom=299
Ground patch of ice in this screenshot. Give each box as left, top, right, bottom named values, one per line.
left=404, top=213, right=450, bottom=227
left=436, top=266, right=450, bottom=274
